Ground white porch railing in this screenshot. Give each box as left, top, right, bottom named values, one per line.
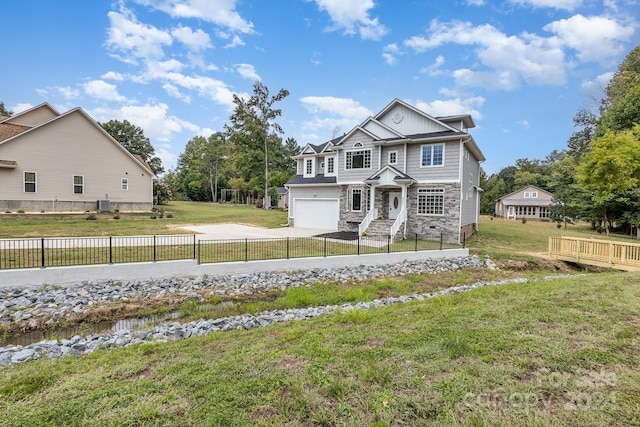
left=390, top=207, right=407, bottom=239
left=359, top=208, right=377, bottom=235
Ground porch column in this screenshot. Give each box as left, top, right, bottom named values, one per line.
left=370, top=185, right=376, bottom=217
left=401, top=184, right=407, bottom=237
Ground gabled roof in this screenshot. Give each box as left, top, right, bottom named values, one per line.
left=365, top=164, right=415, bottom=183
left=436, top=114, right=476, bottom=129
left=0, top=122, right=30, bottom=142
left=334, top=125, right=378, bottom=146
left=375, top=98, right=462, bottom=134
left=0, top=105, right=155, bottom=177
left=497, top=185, right=554, bottom=201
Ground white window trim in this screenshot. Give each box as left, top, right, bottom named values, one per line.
left=531, top=191, right=538, bottom=198
left=350, top=188, right=363, bottom=212
left=524, top=192, right=530, bottom=198
left=121, top=178, right=129, bottom=191
left=417, top=188, right=445, bottom=216
left=73, top=175, right=84, bottom=195
left=420, top=144, right=445, bottom=168
left=389, top=150, right=398, bottom=165
left=345, top=149, right=372, bottom=170
left=24, top=171, right=37, bottom=193
left=325, top=155, right=336, bottom=177
left=303, top=157, right=315, bottom=178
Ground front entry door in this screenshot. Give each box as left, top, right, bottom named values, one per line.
left=388, top=191, right=402, bottom=220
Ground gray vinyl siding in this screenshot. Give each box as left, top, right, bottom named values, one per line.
left=460, top=145, right=481, bottom=227
left=377, top=104, right=449, bottom=135
left=337, top=131, right=379, bottom=182
left=0, top=110, right=153, bottom=211
left=362, top=120, right=399, bottom=139
left=380, top=145, right=406, bottom=172
left=405, top=140, right=461, bottom=181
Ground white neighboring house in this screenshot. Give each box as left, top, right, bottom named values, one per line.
left=495, top=185, right=554, bottom=221
left=0, top=103, right=155, bottom=212
left=285, top=98, right=485, bottom=242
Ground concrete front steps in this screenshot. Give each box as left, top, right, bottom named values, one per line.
left=363, top=219, right=404, bottom=241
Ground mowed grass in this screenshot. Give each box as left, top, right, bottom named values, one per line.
left=0, top=201, right=288, bottom=238
left=1, top=273, right=639, bottom=426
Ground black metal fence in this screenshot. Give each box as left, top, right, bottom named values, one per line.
left=0, top=232, right=464, bottom=270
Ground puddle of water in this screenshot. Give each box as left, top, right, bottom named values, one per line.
left=4, top=312, right=180, bottom=347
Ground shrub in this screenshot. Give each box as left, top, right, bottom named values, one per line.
left=165, top=212, right=174, bottom=218
left=150, top=215, right=157, bottom=220
left=521, top=217, right=527, bottom=224
left=17, top=209, right=25, bottom=214
left=86, top=214, right=97, bottom=220
left=113, top=214, right=120, bottom=220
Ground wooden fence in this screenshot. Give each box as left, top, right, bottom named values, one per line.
left=549, top=236, right=640, bottom=271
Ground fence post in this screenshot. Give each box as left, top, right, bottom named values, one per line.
left=415, top=233, right=418, bottom=251
left=463, top=232, right=466, bottom=248
left=286, top=237, right=290, bottom=259
left=109, top=236, right=113, bottom=264
left=193, top=235, right=196, bottom=260
left=357, top=235, right=360, bottom=255
left=41, top=237, right=45, bottom=268
left=387, top=235, right=391, bottom=253
left=440, top=233, right=443, bottom=251
left=245, top=238, right=248, bottom=262
left=324, top=237, right=327, bottom=257
left=153, top=235, right=157, bottom=262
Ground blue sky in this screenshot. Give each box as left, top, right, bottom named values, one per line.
left=2, top=0, right=638, bottom=174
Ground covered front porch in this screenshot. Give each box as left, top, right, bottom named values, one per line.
left=359, top=165, right=415, bottom=240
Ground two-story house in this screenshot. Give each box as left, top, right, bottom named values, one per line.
left=285, top=98, right=485, bottom=243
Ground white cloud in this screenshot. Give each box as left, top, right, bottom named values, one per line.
left=404, top=20, right=567, bottom=88
left=235, top=63, right=261, bottom=81
left=101, top=71, right=126, bottom=81
left=132, top=0, right=254, bottom=34
left=581, top=71, right=613, bottom=98
left=414, top=96, right=485, bottom=120
left=518, top=119, right=530, bottom=128
left=312, top=0, right=388, bottom=40
left=106, top=9, right=172, bottom=61
left=12, top=103, right=35, bottom=114
left=299, top=96, right=373, bottom=140
left=544, top=14, right=635, bottom=62
left=466, top=0, right=485, bottom=5
left=83, top=80, right=127, bottom=102
left=382, top=43, right=401, bottom=66
left=508, top=0, right=583, bottom=11
left=419, top=55, right=446, bottom=76
left=171, top=25, right=212, bottom=51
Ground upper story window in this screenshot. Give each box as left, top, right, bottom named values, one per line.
left=73, top=175, right=84, bottom=194
left=524, top=191, right=538, bottom=198
left=346, top=149, right=371, bottom=170
left=121, top=178, right=129, bottom=190
left=303, top=158, right=315, bottom=178
left=24, top=172, right=36, bottom=193
left=389, top=151, right=398, bottom=165
left=326, top=156, right=336, bottom=176
left=420, top=144, right=444, bottom=167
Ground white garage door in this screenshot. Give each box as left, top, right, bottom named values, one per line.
left=294, top=199, right=339, bottom=230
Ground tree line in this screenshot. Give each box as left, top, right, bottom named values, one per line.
left=481, top=45, right=640, bottom=236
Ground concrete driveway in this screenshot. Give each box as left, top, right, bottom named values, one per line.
left=179, top=224, right=331, bottom=240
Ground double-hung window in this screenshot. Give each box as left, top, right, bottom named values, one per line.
left=417, top=188, right=444, bottom=215
left=304, top=158, right=315, bottom=177
left=326, top=156, right=335, bottom=176
left=420, top=144, right=444, bottom=167
left=121, top=178, right=129, bottom=190
left=346, top=149, right=371, bottom=169
left=73, top=175, right=84, bottom=194
left=351, top=188, right=362, bottom=211
left=24, top=172, right=36, bottom=193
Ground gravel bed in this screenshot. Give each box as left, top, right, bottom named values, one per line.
left=0, top=255, right=558, bottom=366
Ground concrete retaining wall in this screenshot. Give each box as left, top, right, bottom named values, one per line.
left=0, top=248, right=469, bottom=289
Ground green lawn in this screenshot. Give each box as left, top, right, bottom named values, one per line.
left=0, top=201, right=288, bottom=238
left=2, top=212, right=640, bottom=425
left=1, top=273, right=638, bottom=426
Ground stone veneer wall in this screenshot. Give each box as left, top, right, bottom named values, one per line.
left=338, top=185, right=367, bottom=232
left=405, top=183, right=462, bottom=243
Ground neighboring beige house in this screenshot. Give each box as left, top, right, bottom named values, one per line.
left=285, top=98, right=485, bottom=242
left=495, top=185, right=553, bottom=220
left=0, top=103, right=154, bottom=212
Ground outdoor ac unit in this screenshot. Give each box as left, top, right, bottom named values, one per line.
left=97, top=200, right=111, bottom=212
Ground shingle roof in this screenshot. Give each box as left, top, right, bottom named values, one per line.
left=366, top=165, right=414, bottom=182
left=0, top=123, right=30, bottom=142
left=501, top=199, right=553, bottom=207
left=286, top=174, right=337, bottom=185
